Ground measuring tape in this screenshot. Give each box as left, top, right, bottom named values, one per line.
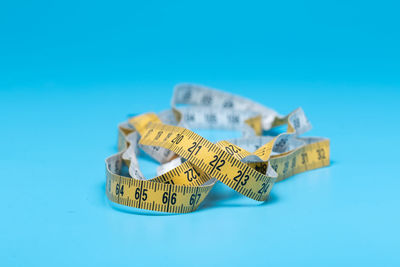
left=105, top=84, right=330, bottom=213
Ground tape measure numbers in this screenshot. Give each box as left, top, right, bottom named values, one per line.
left=105, top=84, right=330, bottom=213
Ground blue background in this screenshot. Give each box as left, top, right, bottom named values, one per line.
left=1, top=0, right=399, bottom=266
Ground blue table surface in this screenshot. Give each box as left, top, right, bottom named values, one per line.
left=1, top=1, right=399, bottom=266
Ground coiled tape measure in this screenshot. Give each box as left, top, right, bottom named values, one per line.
left=105, top=84, right=330, bottom=213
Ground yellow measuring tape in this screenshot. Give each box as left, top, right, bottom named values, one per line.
left=105, top=84, right=330, bottom=213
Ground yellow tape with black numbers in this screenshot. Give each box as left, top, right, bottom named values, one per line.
left=105, top=84, right=330, bottom=213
